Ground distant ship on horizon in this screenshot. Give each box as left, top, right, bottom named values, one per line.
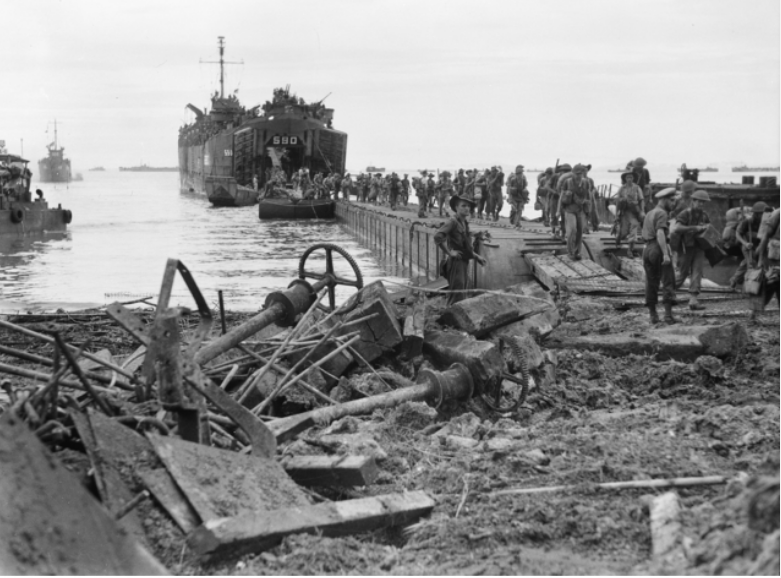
left=732, top=165, right=780, bottom=172
left=119, top=164, right=178, bottom=172
left=88, top=166, right=105, bottom=171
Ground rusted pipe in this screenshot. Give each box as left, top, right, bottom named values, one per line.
left=267, top=363, right=474, bottom=443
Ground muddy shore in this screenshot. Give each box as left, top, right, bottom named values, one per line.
left=0, top=286, right=778, bottom=575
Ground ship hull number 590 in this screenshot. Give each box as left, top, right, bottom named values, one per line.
left=271, top=135, right=299, bottom=146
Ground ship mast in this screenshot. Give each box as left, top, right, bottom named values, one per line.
left=200, top=37, right=243, bottom=99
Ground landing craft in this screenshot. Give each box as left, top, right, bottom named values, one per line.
left=38, top=120, right=71, bottom=183
left=1, top=141, right=72, bottom=244
left=178, top=37, right=347, bottom=207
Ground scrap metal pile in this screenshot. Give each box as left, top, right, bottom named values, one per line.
left=0, top=242, right=778, bottom=575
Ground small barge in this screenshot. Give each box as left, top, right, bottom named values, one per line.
left=1, top=150, right=72, bottom=242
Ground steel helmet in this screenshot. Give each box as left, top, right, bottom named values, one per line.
left=752, top=201, right=768, bottom=213
left=725, top=208, right=741, bottom=224
left=691, top=190, right=710, bottom=202
left=681, top=180, right=697, bottom=193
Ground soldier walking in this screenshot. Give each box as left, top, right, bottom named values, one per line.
left=559, top=164, right=592, bottom=260
left=673, top=190, right=712, bottom=310
left=507, top=165, right=528, bottom=228
left=614, top=171, right=645, bottom=256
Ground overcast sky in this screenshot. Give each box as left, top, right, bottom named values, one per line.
left=2, top=0, right=778, bottom=172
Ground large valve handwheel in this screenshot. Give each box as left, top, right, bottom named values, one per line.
left=298, top=243, right=364, bottom=312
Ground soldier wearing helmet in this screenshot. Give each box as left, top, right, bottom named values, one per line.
left=754, top=206, right=781, bottom=319
left=506, top=165, right=528, bottom=228
left=673, top=189, right=712, bottom=310
left=631, top=157, right=652, bottom=207
left=559, top=164, right=592, bottom=260
left=731, top=201, right=770, bottom=289
left=614, top=170, right=645, bottom=257
left=670, top=179, right=697, bottom=219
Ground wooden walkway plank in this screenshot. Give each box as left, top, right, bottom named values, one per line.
left=188, top=490, right=435, bottom=562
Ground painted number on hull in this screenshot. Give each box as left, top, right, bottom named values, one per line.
left=224, top=149, right=233, bottom=157
left=272, top=136, right=298, bottom=146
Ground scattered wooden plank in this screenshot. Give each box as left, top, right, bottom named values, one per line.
left=650, top=492, right=683, bottom=558
left=485, top=475, right=727, bottom=497
left=188, top=490, right=435, bottom=562
left=140, top=469, right=201, bottom=534
left=147, top=433, right=310, bottom=523
left=282, top=455, right=379, bottom=487
left=545, top=322, right=748, bottom=361
left=560, top=254, right=622, bottom=281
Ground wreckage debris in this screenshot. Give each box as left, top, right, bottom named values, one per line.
left=0, top=413, right=168, bottom=575
left=0, top=242, right=777, bottom=574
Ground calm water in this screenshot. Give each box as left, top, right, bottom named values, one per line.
left=2, top=167, right=776, bottom=313
left=0, top=171, right=408, bottom=313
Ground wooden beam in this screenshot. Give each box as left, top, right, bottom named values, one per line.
left=650, top=492, right=683, bottom=558
left=188, top=490, right=435, bottom=562
left=282, top=455, right=379, bottom=487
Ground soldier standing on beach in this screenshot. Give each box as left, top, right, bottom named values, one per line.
left=560, top=164, right=592, bottom=260
left=537, top=168, right=553, bottom=225
left=673, top=190, right=712, bottom=310
left=631, top=157, right=652, bottom=208
left=642, top=188, right=678, bottom=325
left=614, top=171, right=645, bottom=256
left=436, top=172, right=454, bottom=216
left=754, top=207, right=781, bottom=319
left=506, top=165, right=528, bottom=228
left=732, top=202, right=768, bottom=290
left=415, top=175, right=429, bottom=218
left=401, top=174, right=410, bottom=206
left=389, top=172, right=401, bottom=210
left=434, top=195, right=487, bottom=305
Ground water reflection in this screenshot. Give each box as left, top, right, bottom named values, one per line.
left=0, top=171, right=407, bottom=312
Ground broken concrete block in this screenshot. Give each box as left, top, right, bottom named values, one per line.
left=423, top=330, right=505, bottom=386
left=545, top=322, right=748, bottom=361
left=337, top=281, right=403, bottom=363
left=401, top=290, right=426, bottom=359
left=522, top=449, right=550, bottom=466
left=431, top=412, right=482, bottom=439
left=492, top=307, right=560, bottom=340
left=317, top=433, right=389, bottom=461
left=438, top=292, right=554, bottom=338
left=483, top=437, right=517, bottom=454
left=445, top=435, right=480, bottom=450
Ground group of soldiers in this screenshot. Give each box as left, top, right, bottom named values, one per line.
left=640, top=182, right=779, bottom=324
left=342, top=166, right=523, bottom=222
